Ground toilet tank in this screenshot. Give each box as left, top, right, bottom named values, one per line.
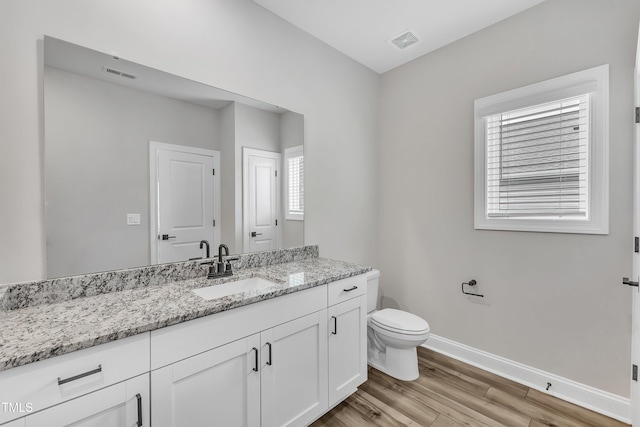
left=366, top=269, right=380, bottom=313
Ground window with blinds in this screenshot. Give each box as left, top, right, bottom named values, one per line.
left=486, top=95, right=589, bottom=218
left=474, top=64, right=609, bottom=234
left=284, top=145, right=304, bottom=220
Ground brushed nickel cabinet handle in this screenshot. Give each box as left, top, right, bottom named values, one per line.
left=57, top=365, right=102, bottom=385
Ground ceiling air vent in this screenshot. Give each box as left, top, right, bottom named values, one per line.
left=102, top=66, right=137, bottom=80
left=390, top=30, right=420, bottom=50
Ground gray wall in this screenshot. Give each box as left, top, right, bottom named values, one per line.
left=0, top=0, right=380, bottom=284
left=280, top=111, right=305, bottom=249
left=378, top=0, right=640, bottom=396
left=44, top=66, right=220, bottom=277
left=220, top=103, right=237, bottom=254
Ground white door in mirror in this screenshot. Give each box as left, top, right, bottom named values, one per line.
left=151, top=142, right=220, bottom=264
left=243, top=148, right=281, bottom=253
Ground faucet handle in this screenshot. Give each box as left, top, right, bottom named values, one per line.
left=224, top=257, right=240, bottom=274
left=225, top=257, right=239, bottom=267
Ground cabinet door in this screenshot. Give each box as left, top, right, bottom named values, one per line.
left=261, top=310, right=328, bottom=427
left=25, top=373, right=149, bottom=427
left=328, top=295, right=368, bottom=406
left=151, top=334, right=260, bottom=427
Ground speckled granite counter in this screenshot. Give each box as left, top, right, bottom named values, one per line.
left=0, top=248, right=371, bottom=372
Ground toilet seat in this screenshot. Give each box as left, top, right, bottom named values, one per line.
left=370, top=309, right=430, bottom=336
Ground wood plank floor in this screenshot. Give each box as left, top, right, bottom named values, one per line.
left=312, top=347, right=629, bottom=427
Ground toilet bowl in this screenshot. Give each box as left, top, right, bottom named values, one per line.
left=366, top=270, right=430, bottom=381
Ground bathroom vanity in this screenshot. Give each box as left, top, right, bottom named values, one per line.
left=0, top=246, right=370, bottom=426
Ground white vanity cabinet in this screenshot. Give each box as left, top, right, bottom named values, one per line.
left=150, top=285, right=329, bottom=427
left=151, top=310, right=328, bottom=427
left=150, top=275, right=367, bottom=427
left=327, top=275, right=368, bottom=407
left=1, top=272, right=368, bottom=427
left=0, top=333, right=150, bottom=427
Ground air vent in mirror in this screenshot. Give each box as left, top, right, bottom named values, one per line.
left=102, top=66, right=137, bottom=80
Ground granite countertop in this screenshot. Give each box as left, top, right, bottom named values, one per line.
left=0, top=257, right=370, bottom=372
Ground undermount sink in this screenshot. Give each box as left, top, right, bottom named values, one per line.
left=192, top=277, right=277, bottom=300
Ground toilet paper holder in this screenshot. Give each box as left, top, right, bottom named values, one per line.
left=461, top=279, right=484, bottom=298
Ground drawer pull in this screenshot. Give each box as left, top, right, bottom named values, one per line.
left=57, top=364, right=102, bottom=385
left=266, top=342, right=273, bottom=366
left=343, top=286, right=358, bottom=292
left=252, top=347, right=259, bottom=372
left=331, top=316, right=337, bottom=335
left=136, top=393, right=143, bottom=426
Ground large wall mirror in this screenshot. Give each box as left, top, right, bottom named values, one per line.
left=44, top=37, right=304, bottom=279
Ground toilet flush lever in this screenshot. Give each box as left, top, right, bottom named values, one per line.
left=623, top=277, right=639, bottom=287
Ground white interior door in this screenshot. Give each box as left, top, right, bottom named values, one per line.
left=243, top=148, right=281, bottom=253
left=150, top=142, right=220, bottom=264
left=631, top=23, right=640, bottom=426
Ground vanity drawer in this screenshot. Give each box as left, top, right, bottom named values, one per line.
left=327, top=275, right=366, bottom=306
left=0, top=333, right=150, bottom=425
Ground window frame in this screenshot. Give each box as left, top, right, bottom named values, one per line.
left=284, top=145, right=304, bottom=221
left=474, top=64, right=609, bottom=234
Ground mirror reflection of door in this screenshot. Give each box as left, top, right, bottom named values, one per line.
left=243, top=148, right=281, bottom=253
left=150, top=142, right=221, bottom=263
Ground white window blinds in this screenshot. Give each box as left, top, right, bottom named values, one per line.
left=285, top=146, right=304, bottom=220
left=485, top=95, right=590, bottom=218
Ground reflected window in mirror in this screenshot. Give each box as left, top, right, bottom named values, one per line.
left=284, top=145, right=304, bottom=221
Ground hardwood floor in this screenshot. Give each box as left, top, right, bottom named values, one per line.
left=312, top=347, right=629, bottom=427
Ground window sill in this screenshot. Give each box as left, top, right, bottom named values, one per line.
left=474, top=217, right=608, bottom=235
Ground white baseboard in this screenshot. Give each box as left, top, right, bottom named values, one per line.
left=422, top=334, right=631, bottom=424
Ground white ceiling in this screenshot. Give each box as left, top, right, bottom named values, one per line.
left=44, top=37, right=284, bottom=113
left=251, top=0, right=548, bottom=74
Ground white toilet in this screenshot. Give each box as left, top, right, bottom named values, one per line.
left=366, top=269, right=430, bottom=381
